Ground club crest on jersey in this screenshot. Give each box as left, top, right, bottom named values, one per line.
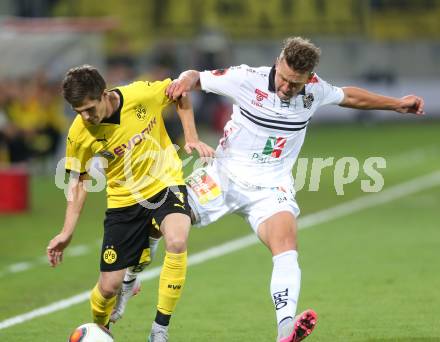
left=302, top=93, right=314, bottom=109
left=134, top=104, right=147, bottom=121
left=262, top=136, right=287, bottom=158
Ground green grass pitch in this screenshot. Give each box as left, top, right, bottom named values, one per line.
left=0, top=121, right=439, bottom=341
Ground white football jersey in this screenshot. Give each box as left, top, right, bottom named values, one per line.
left=199, top=64, right=344, bottom=188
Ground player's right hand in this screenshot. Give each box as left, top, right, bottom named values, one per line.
left=396, top=95, right=425, bottom=115
left=184, top=140, right=216, bottom=159
left=47, top=232, right=72, bottom=267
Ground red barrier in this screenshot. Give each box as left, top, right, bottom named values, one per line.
left=0, top=168, right=29, bottom=213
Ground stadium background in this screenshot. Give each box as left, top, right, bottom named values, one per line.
left=0, top=1, right=439, bottom=341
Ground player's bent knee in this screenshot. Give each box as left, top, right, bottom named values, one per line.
left=164, top=236, right=187, bottom=253
left=99, top=282, right=119, bottom=298
left=99, top=272, right=125, bottom=298
left=267, top=236, right=298, bottom=255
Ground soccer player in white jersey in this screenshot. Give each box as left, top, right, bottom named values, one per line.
left=115, top=37, right=425, bottom=341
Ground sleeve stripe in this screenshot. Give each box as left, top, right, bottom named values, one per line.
left=65, top=169, right=87, bottom=175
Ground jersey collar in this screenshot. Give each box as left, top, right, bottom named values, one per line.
left=101, top=89, right=123, bottom=124
left=267, top=65, right=306, bottom=96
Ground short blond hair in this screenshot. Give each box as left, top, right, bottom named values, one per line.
left=280, top=37, right=321, bottom=73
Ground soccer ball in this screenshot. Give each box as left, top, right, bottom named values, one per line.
left=68, top=323, right=114, bottom=342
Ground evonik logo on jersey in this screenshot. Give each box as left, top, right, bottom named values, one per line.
left=113, top=117, right=157, bottom=157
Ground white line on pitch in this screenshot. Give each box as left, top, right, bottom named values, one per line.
left=1, top=170, right=439, bottom=331
left=0, top=241, right=99, bottom=279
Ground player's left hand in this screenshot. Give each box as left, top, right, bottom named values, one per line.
left=184, top=140, right=215, bottom=159
left=396, top=95, right=425, bottom=115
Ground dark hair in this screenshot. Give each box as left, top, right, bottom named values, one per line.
left=62, top=65, right=106, bottom=107
left=280, top=37, right=321, bottom=73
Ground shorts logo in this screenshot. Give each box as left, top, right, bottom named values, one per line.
left=103, top=247, right=117, bottom=264
left=172, top=191, right=186, bottom=209
left=134, top=104, right=147, bottom=121
left=152, top=218, right=160, bottom=230
left=139, top=248, right=151, bottom=264
left=275, top=186, right=288, bottom=203
left=174, top=191, right=185, bottom=203
left=262, top=136, right=287, bottom=158
left=186, top=169, right=221, bottom=204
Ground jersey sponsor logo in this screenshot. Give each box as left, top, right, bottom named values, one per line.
left=255, top=88, right=268, bottom=101
left=211, top=68, right=229, bottom=76
left=303, top=93, right=315, bottom=109
left=251, top=99, right=263, bottom=107
left=103, top=247, right=117, bottom=264
left=263, top=136, right=287, bottom=158
left=134, top=104, right=147, bottom=121
left=113, top=117, right=157, bottom=157
left=168, top=284, right=182, bottom=290
left=251, top=137, right=287, bottom=164
left=185, top=169, right=221, bottom=204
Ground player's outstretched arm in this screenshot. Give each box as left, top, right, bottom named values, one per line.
left=175, top=94, right=215, bottom=158
left=340, top=87, right=425, bottom=115
left=47, top=173, right=88, bottom=267
left=166, top=70, right=201, bottom=101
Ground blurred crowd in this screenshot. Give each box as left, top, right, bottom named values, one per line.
left=0, top=72, right=66, bottom=166
left=0, top=49, right=231, bottom=169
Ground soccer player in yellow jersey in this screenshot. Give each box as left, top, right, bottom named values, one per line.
left=46, top=65, right=214, bottom=342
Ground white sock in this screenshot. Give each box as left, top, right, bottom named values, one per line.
left=270, top=250, right=301, bottom=325
left=149, top=236, right=161, bottom=261
left=124, top=236, right=162, bottom=282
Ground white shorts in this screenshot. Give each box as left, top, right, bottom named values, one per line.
left=185, top=161, right=300, bottom=233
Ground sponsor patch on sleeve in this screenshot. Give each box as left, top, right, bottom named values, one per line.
left=186, top=169, right=221, bottom=204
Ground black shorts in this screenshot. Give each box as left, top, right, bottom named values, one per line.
left=100, top=185, right=190, bottom=272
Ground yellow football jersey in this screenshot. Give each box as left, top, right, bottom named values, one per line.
left=65, top=79, right=184, bottom=208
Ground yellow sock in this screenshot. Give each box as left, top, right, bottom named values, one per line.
left=157, top=251, right=187, bottom=315
left=90, top=284, right=116, bottom=326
